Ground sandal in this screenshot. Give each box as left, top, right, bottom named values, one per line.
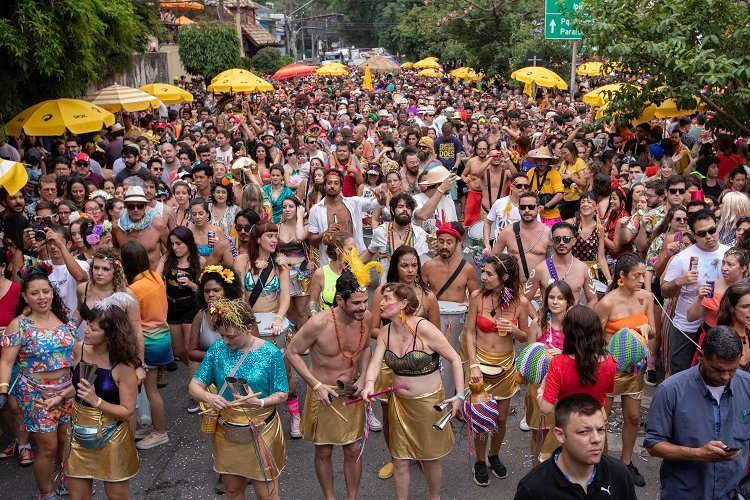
left=18, top=446, right=34, bottom=466
left=0, top=441, right=16, bottom=459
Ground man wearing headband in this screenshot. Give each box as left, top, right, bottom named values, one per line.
left=286, top=255, right=382, bottom=500
left=423, top=222, right=478, bottom=303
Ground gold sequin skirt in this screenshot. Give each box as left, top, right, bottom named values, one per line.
left=608, top=371, right=644, bottom=399
left=467, top=346, right=519, bottom=400
left=213, top=406, right=286, bottom=481
left=374, top=361, right=393, bottom=402
left=524, top=384, right=552, bottom=430
left=387, top=386, right=454, bottom=461
left=302, top=388, right=364, bottom=445
left=66, top=402, right=140, bottom=482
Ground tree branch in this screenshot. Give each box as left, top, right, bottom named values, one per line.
left=698, top=93, right=750, bottom=136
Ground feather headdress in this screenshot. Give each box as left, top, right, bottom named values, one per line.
left=342, top=248, right=383, bottom=292
left=92, top=292, right=136, bottom=312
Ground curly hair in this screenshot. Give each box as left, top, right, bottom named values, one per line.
left=196, top=265, right=242, bottom=310
left=207, top=298, right=256, bottom=332
left=16, top=273, right=70, bottom=323
left=562, top=305, right=609, bottom=386
left=163, top=226, right=202, bottom=285
left=89, top=248, right=126, bottom=292
left=382, top=282, right=419, bottom=315
left=539, top=280, right=575, bottom=332
left=87, top=305, right=142, bottom=367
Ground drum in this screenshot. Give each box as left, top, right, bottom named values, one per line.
left=439, top=301, right=467, bottom=397
left=254, top=313, right=292, bottom=351
left=467, top=221, right=484, bottom=246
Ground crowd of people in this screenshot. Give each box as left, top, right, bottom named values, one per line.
left=0, top=67, right=750, bottom=499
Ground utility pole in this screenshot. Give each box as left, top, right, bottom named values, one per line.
left=284, top=0, right=315, bottom=61
left=235, top=2, right=243, bottom=58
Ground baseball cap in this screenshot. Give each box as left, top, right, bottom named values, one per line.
left=74, top=153, right=90, bottom=163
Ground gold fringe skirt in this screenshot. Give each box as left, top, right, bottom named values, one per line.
left=608, top=371, right=644, bottom=399
left=467, top=346, right=518, bottom=400
left=374, top=361, right=393, bottom=402
left=302, top=388, right=364, bottom=445
left=213, top=405, right=286, bottom=481
left=66, top=402, right=139, bottom=482
left=524, top=384, right=552, bottom=430
left=387, top=386, right=454, bottom=461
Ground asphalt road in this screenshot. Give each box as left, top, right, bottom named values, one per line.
left=0, top=361, right=661, bottom=499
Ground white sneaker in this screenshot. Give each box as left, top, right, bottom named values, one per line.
left=519, top=417, right=530, bottom=432
left=290, top=413, right=302, bottom=439
left=136, top=431, right=169, bottom=450
left=368, top=409, right=382, bottom=432
left=134, top=426, right=153, bottom=440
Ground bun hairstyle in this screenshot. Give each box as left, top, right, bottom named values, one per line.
left=323, top=231, right=353, bottom=261
left=382, top=282, right=419, bottom=315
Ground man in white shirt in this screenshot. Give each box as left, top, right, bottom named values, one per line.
left=662, top=209, right=728, bottom=374
left=214, top=130, right=234, bottom=164
left=484, top=172, right=533, bottom=251
left=36, top=226, right=89, bottom=318
left=308, top=169, right=386, bottom=265
left=413, top=166, right=458, bottom=235
left=362, top=193, right=430, bottom=264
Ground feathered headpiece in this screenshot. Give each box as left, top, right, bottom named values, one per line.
left=92, top=292, right=136, bottom=312
left=342, top=248, right=383, bottom=292
left=17, top=256, right=53, bottom=281
left=207, top=298, right=252, bottom=331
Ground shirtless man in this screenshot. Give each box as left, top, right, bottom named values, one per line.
left=491, top=192, right=550, bottom=282
left=140, top=171, right=176, bottom=232
left=286, top=270, right=374, bottom=500
left=422, top=222, right=478, bottom=303
left=112, top=186, right=167, bottom=270
left=461, top=141, right=516, bottom=225
left=487, top=115, right=503, bottom=149
left=524, top=221, right=598, bottom=306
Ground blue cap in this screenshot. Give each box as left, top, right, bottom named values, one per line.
left=649, top=143, right=664, bottom=161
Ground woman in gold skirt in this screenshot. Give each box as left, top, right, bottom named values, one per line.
left=363, top=283, right=464, bottom=500
left=189, top=299, right=289, bottom=500
left=52, top=297, right=141, bottom=499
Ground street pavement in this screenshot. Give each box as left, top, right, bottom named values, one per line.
left=0, top=360, right=661, bottom=499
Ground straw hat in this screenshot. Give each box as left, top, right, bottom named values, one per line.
left=418, top=165, right=451, bottom=186
left=526, top=146, right=557, bottom=162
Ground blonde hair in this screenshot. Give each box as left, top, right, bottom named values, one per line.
left=207, top=298, right=256, bottom=332
left=719, top=191, right=750, bottom=235
left=241, top=183, right=265, bottom=214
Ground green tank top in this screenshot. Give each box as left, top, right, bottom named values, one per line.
left=321, top=265, right=339, bottom=310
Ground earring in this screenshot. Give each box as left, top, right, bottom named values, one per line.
left=400, top=309, right=408, bottom=324
left=546, top=311, right=551, bottom=324
left=618, top=278, right=625, bottom=287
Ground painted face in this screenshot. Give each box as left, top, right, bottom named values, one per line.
left=397, top=253, right=419, bottom=284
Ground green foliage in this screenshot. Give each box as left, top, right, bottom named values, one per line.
left=241, top=47, right=286, bottom=75
left=0, top=0, right=155, bottom=124
left=177, top=23, right=241, bottom=81
left=577, top=0, right=750, bottom=134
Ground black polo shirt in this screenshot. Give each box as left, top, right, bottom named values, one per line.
left=514, top=448, right=636, bottom=499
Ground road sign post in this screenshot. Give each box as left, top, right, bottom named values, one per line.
left=545, top=0, right=583, bottom=40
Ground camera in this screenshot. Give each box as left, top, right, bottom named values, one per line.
left=31, top=216, right=51, bottom=243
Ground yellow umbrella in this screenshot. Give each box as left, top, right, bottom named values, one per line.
left=577, top=62, right=605, bottom=77
left=316, top=64, right=349, bottom=76
left=653, top=97, right=707, bottom=119
left=450, top=67, right=478, bottom=80
left=400, top=62, right=414, bottom=69
left=510, top=66, right=568, bottom=90
left=0, top=160, right=29, bottom=196
left=595, top=101, right=658, bottom=125
left=424, top=56, right=439, bottom=62
left=414, top=58, right=441, bottom=70
left=583, top=83, right=639, bottom=107
left=175, top=15, right=195, bottom=26
left=87, top=84, right=162, bottom=112
left=6, top=98, right=116, bottom=136
left=211, top=68, right=265, bottom=83
left=418, top=68, right=443, bottom=78
left=139, top=83, right=194, bottom=105
left=207, top=70, right=274, bottom=93
left=362, top=66, right=373, bottom=91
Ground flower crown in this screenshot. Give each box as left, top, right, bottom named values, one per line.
left=89, top=190, right=112, bottom=201
left=199, top=265, right=235, bottom=284
left=17, top=256, right=53, bottom=281
left=86, top=220, right=112, bottom=246
left=207, top=298, right=247, bottom=331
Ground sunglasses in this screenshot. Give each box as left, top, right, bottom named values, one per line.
left=673, top=216, right=687, bottom=223
left=519, top=204, right=537, bottom=211
left=126, top=203, right=145, bottom=210
left=235, top=225, right=252, bottom=233
left=668, top=188, right=686, bottom=195
left=513, top=183, right=530, bottom=190
left=695, top=226, right=718, bottom=238
left=75, top=162, right=89, bottom=167
left=418, top=145, right=431, bottom=150
left=552, top=235, right=574, bottom=244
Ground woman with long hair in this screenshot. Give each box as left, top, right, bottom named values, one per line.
left=261, top=166, right=295, bottom=224
left=210, top=183, right=240, bottom=239
left=308, top=232, right=354, bottom=314
left=362, top=283, right=464, bottom=500
left=645, top=205, right=689, bottom=290
left=594, top=252, right=654, bottom=487
left=277, top=196, right=310, bottom=331
left=58, top=304, right=141, bottom=499
left=569, top=191, right=610, bottom=283
left=716, top=282, right=750, bottom=369
left=372, top=168, right=405, bottom=224
left=188, top=198, right=224, bottom=258
left=717, top=191, right=750, bottom=246
left=250, top=144, right=271, bottom=185
left=464, top=254, right=531, bottom=486
left=303, top=161, right=326, bottom=211
left=122, top=241, right=173, bottom=450
left=603, top=187, right=629, bottom=261
left=189, top=299, right=288, bottom=500
left=64, top=177, right=87, bottom=211
left=0, top=268, right=77, bottom=498
left=69, top=218, right=93, bottom=261
left=171, top=181, right=192, bottom=227
left=241, top=182, right=271, bottom=221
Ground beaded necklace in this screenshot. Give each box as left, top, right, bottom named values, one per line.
left=386, top=222, right=413, bottom=258
left=331, top=308, right=366, bottom=366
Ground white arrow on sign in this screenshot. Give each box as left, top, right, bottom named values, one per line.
left=549, top=19, right=556, bottom=33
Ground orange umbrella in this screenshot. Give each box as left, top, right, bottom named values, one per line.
left=272, top=63, right=318, bottom=80
left=161, top=1, right=204, bottom=11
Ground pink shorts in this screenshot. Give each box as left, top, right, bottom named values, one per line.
left=542, top=217, right=563, bottom=228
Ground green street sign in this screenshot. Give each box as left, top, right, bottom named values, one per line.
left=545, top=0, right=583, bottom=40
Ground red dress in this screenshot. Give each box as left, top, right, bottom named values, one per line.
left=0, top=281, right=21, bottom=327
left=542, top=354, right=616, bottom=406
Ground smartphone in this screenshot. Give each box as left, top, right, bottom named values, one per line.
left=724, top=446, right=741, bottom=453
left=673, top=231, right=683, bottom=243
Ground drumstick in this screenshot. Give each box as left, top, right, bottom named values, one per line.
left=198, top=408, right=219, bottom=415
left=329, top=404, right=348, bottom=423
left=229, top=392, right=263, bottom=405
left=344, top=385, right=406, bottom=406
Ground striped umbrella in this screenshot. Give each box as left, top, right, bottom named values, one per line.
left=87, top=84, right=162, bottom=112
left=0, top=160, right=29, bottom=195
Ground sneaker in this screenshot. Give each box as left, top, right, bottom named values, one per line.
left=369, top=410, right=383, bottom=432
left=165, top=360, right=179, bottom=372
left=626, top=463, right=646, bottom=487
left=157, top=367, right=168, bottom=388
left=378, top=461, right=394, bottom=480
left=473, top=461, right=490, bottom=487
left=17, top=446, right=34, bottom=467
left=290, top=413, right=302, bottom=439
left=519, top=417, right=530, bottom=432
left=214, top=474, right=225, bottom=494
left=645, top=370, right=658, bottom=387
left=187, top=398, right=200, bottom=413
left=134, top=426, right=153, bottom=440
left=0, top=441, right=16, bottom=459
left=488, top=455, right=507, bottom=479
left=136, top=431, right=169, bottom=450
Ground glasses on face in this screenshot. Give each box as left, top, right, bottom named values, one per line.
left=673, top=216, right=687, bottom=223
left=287, top=152, right=296, bottom=156
left=519, top=204, right=537, bottom=211
left=513, top=183, right=530, bottom=190
left=418, top=145, right=431, bottom=150
left=552, top=235, right=573, bottom=244
left=126, top=203, right=145, bottom=211
left=695, top=226, right=718, bottom=238
left=669, top=188, right=686, bottom=195
left=235, top=225, right=252, bottom=233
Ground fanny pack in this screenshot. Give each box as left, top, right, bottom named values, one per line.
left=73, top=420, right=119, bottom=449
left=220, top=409, right=276, bottom=444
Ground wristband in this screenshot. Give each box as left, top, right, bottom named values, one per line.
left=456, top=392, right=466, bottom=401
left=311, top=381, right=323, bottom=391
left=0, top=383, right=8, bottom=389
left=93, top=397, right=102, bottom=408
left=469, top=363, right=480, bottom=369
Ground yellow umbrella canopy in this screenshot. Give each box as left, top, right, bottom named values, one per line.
left=424, top=56, right=439, bottom=62
left=316, top=64, right=349, bottom=76
left=510, top=66, right=568, bottom=90
left=6, top=98, right=116, bottom=136
left=211, top=68, right=266, bottom=83
left=653, top=97, right=707, bottom=119
left=207, top=70, right=274, bottom=93
left=414, top=58, right=441, bottom=70
left=418, top=68, right=443, bottom=78
left=583, top=83, right=639, bottom=107
left=400, top=62, right=414, bottom=69
left=595, top=101, right=658, bottom=125
left=175, top=15, right=195, bottom=26
left=450, top=67, right=478, bottom=80
left=362, top=66, right=374, bottom=91
left=139, top=83, right=194, bottom=105
left=87, top=84, right=162, bottom=112
left=577, top=62, right=605, bottom=77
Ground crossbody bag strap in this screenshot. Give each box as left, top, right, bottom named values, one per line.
left=216, top=347, right=254, bottom=397
left=513, top=222, right=530, bottom=279
left=436, top=259, right=467, bottom=299
left=247, top=259, right=274, bottom=308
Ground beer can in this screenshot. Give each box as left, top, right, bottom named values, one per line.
left=207, top=230, right=216, bottom=248
left=176, top=271, right=187, bottom=289
left=706, top=280, right=715, bottom=298
left=689, top=256, right=699, bottom=272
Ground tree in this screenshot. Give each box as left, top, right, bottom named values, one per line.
left=578, top=0, right=750, bottom=134
left=0, top=0, right=156, bottom=124
left=241, top=48, right=292, bottom=76
left=177, top=23, right=241, bottom=81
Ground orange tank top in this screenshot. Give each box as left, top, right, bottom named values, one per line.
left=605, top=313, right=649, bottom=335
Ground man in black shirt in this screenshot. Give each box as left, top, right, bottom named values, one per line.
left=515, top=394, right=636, bottom=499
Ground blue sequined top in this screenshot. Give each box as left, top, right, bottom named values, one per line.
left=194, top=340, right=289, bottom=401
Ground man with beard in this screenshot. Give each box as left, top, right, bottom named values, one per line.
left=492, top=192, right=551, bottom=282
left=461, top=140, right=516, bottom=227
left=206, top=208, right=260, bottom=267
left=112, top=186, right=167, bottom=270
left=422, top=221, right=478, bottom=302
left=417, top=136, right=442, bottom=171
left=527, top=147, right=564, bottom=227
left=309, top=170, right=385, bottom=265
left=401, top=149, right=421, bottom=195
left=484, top=172, right=535, bottom=252
left=524, top=222, right=598, bottom=306
left=326, top=142, right=363, bottom=197
left=138, top=171, right=176, bottom=232
left=1, top=188, right=27, bottom=220
left=114, top=145, right=147, bottom=184
left=159, top=141, right=181, bottom=183
left=261, top=129, right=280, bottom=160
left=487, top=114, right=504, bottom=149
left=361, top=193, right=430, bottom=265
left=286, top=268, right=377, bottom=500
